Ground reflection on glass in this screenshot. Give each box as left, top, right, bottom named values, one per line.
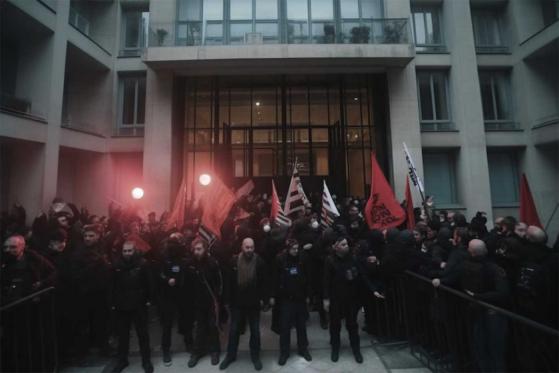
left=256, top=0, right=278, bottom=19
left=230, top=89, right=251, bottom=125
left=313, top=148, right=329, bottom=175
left=311, top=128, right=328, bottom=143
left=311, top=0, right=334, bottom=19
left=204, top=0, right=223, bottom=20
left=253, top=149, right=276, bottom=176
left=287, top=0, right=308, bottom=19
left=310, top=88, right=329, bottom=125
left=230, top=22, right=252, bottom=43
left=230, top=0, right=252, bottom=20
left=178, top=0, right=202, bottom=21
left=253, top=89, right=278, bottom=126
left=361, top=0, right=382, bottom=18
left=205, top=22, right=223, bottom=44
left=340, top=0, right=359, bottom=18
left=289, top=88, right=308, bottom=124
left=256, top=22, right=278, bottom=41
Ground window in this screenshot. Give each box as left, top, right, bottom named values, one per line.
left=177, top=0, right=224, bottom=45
left=417, top=70, right=451, bottom=131
left=423, top=151, right=457, bottom=206
left=118, top=76, right=146, bottom=136
left=412, top=6, right=444, bottom=52
left=120, top=9, right=149, bottom=56
left=479, top=70, right=515, bottom=130
left=488, top=151, right=519, bottom=206
left=541, top=0, right=559, bottom=26
left=472, top=9, right=508, bottom=53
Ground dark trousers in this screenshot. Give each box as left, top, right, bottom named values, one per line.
left=329, top=301, right=360, bottom=350
left=116, top=307, right=151, bottom=363
left=193, top=307, right=220, bottom=355
left=226, top=306, right=261, bottom=357
left=279, top=300, right=309, bottom=355
left=159, top=298, right=193, bottom=351
left=471, top=310, right=507, bottom=372
left=74, top=291, right=109, bottom=352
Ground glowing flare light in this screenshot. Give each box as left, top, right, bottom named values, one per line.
left=131, top=187, right=144, bottom=200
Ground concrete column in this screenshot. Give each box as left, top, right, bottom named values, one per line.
left=143, top=68, right=174, bottom=213
left=41, top=0, right=70, bottom=209
left=387, top=65, right=424, bottom=205
left=445, top=0, right=493, bottom=222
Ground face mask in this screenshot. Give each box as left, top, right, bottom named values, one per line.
left=311, top=221, right=319, bottom=229
left=263, top=224, right=271, bottom=233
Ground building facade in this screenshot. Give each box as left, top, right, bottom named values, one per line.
left=1, top=0, right=558, bottom=237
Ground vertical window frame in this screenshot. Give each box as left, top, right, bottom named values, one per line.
left=117, top=75, right=146, bottom=137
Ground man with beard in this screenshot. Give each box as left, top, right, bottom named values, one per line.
left=220, top=237, right=268, bottom=371
left=42, top=229, right=74, bottom=358
left=324, top=236, right=381, bottom=364
left=157, top=235, right=193, bottom=366
left=186, top=238, right=222, bottom=367
left=110, top=241, right=154, bottom=373
left=271, top=238, right=312, bottom=366
left=69, top=224, right=111, bottom=356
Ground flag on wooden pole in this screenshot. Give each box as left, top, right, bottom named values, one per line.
left=321, top=180, right=340, bottom=229
left=271, top=180, right=291, bottom=227
left=403, top=142, right=425, bottom=198
left=404, top=176, right=415, bottom=230
left=284, top=158, right=309, bottom=217
left=167, top=178, right=188, bottom=230
left=519, top=174, right=542, bottom=227
left=200, top=174, right=236, bottom=238
left=364, top=152, right=406, bottom=230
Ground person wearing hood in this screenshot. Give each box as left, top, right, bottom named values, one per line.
left=186, top=237, right=223, bottom=368
left=271, top=238, right=313, bottom=366
left=110, top=241, right=154, bottom=373
left=157, top=235, right=193, bottom=366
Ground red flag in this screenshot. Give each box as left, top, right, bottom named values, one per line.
left=200, top=175, right=236, bottom=238
left=405, top=176, right=415, bottom=230
left=519, top=174, right=542, bottom=227
left=167, top=178, right=188, bottom=230
left=365, top=153, right=405, bottom=230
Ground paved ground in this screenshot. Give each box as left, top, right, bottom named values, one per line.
left=61, top=309, right=430, bottom=373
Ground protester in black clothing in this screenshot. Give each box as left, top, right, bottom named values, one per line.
left=431, top=227, right=470, bottom=288
left=511, top=226, right=559, bottom=372
left=110, top=241, right=154, bottom=373
left=157, top=236, right=193, bottom=366
left=358, top=232, right=385, bottom=334
left=460, top=239, right=509, bottom=373
left=42, top=229, right=75, bottom=358
left=1, top=234, right=57, bottom=372
left=1, top=235, right=56, bottom=304
left=187, top=237, right=223, bottom=367
left=220, top=237, right=268, bottom=371
left=323, top=236, right=382, bottom=363
left=69, top=224, right=112, bottom=355
left=270, top=238, right=312, bottom=365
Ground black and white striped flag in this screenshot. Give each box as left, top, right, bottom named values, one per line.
left=198, top=225, right=217, bottom=248
left=284, top=159, right=310, bottom=217
left=271, top=180, right=291, bottom=227
left=321, top=180, right=340, bottom=229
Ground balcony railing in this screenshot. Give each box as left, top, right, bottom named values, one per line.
left=148, top=18, right=410, bottom=47
left=69, top=7, right=90, bottom=36
left=484, top=120, right=519, bottom=131
left=420, top=121, right=455, bottom=132
left=0, top=92, right=46, bottom=121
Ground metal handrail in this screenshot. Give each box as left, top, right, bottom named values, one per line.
left=0, top=286, right=55, bottom=312
left=404, top=270, right=559, bottom=338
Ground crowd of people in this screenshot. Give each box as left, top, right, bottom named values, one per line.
left=1, top=192, right=558, bottom=373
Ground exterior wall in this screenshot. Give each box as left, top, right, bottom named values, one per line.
left=0, top=0, right=557, bottom=242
